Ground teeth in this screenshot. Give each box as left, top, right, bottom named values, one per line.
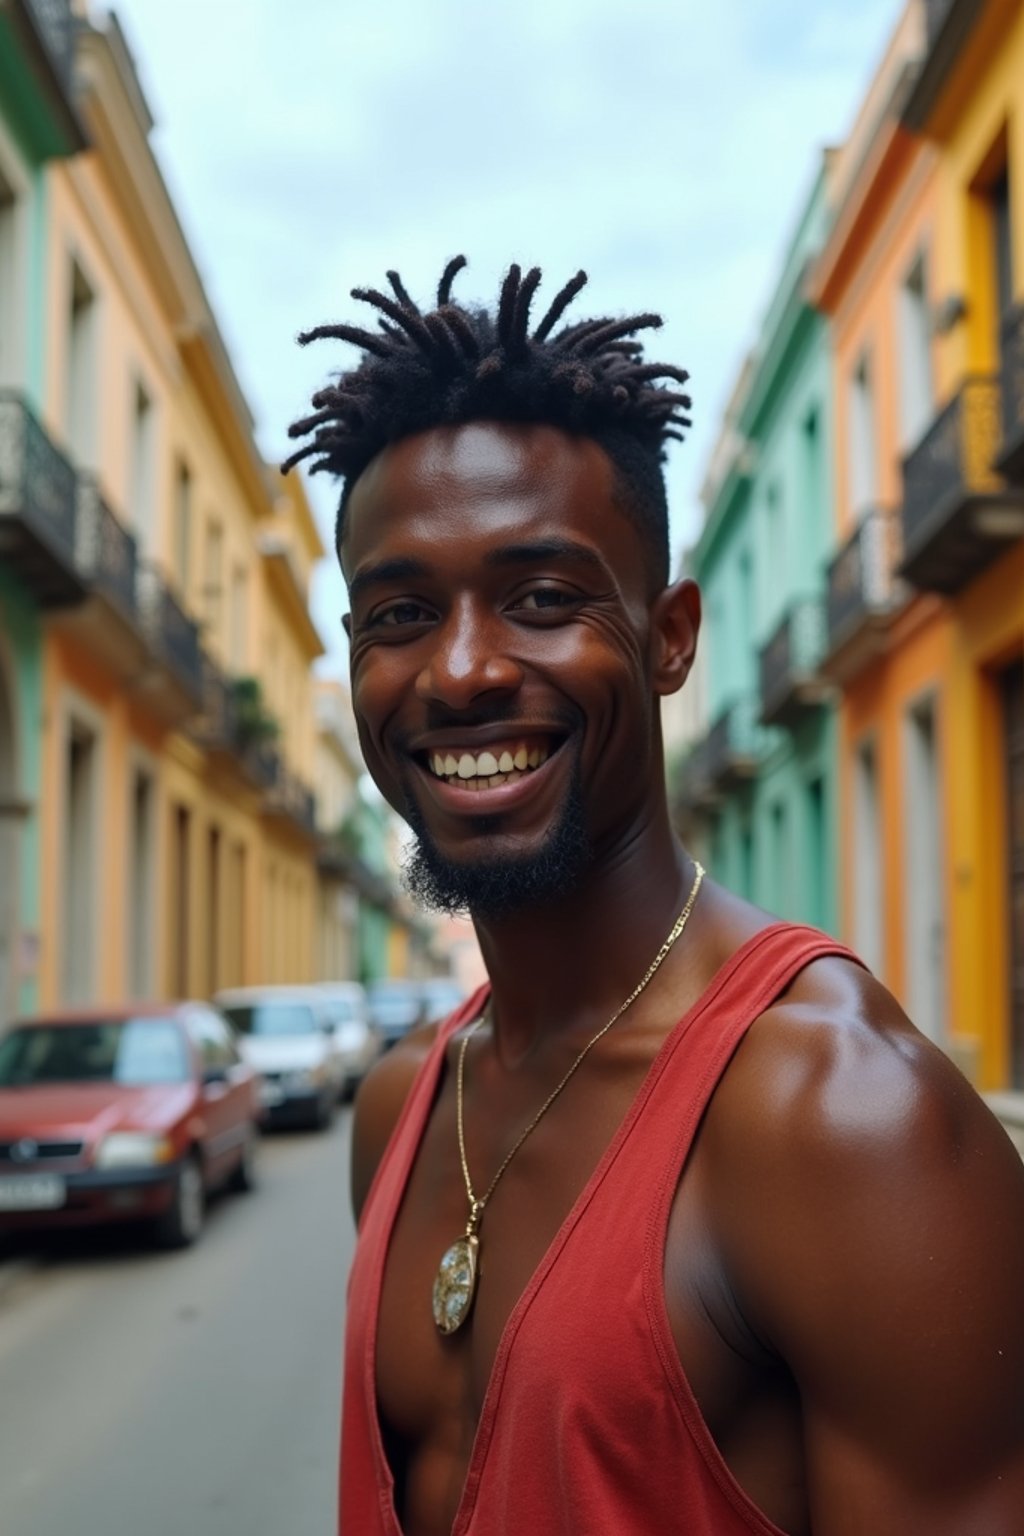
left=427, top=742, right=552, bottom=781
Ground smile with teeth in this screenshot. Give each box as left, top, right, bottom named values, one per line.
left=426, top=741, right=551, bottom=790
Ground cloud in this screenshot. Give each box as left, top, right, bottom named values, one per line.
left=110, top=0, right=898, bottom=672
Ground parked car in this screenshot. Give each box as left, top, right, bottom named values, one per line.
left=214, top=986, right=344, bottom=1128
left=418, top=977, right=468, bottom=1025
left=366, top=978, right=424, bottom=1050
left=317, top=983, right=381, bottom=1099
left=0, top=1003, right=260, bottom=1248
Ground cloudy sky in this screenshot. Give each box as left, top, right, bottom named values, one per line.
left=106, top=0, right=899, bottom=675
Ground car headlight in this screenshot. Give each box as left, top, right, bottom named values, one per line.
left=94, top=1133, right=176, bottom=1169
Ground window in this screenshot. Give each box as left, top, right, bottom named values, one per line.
left=992, top=167, right=1013, bottom=326
left=66, top=258, right=97, bottom=468
left=129, top=379, right=155, bottom=554
left=203, top=519, right=224, bottom=644
left=173, top=459, right=192, bottom=599
left=0, top=168, right=20, bottom=388
left=170, top=803, right=191, bottom=997
left=848, top=351, right=877, bottom=519
left=898, top=255, right=933, bottom=451
left=903, top=697, right=944, bottom=1043
left=62, top=716, right=100, bottom=1004
left=853, top=740, right=883, bottom=972
left=128, top=768, right=155, bottom=998
left=229, top=564, right=248, bottom=671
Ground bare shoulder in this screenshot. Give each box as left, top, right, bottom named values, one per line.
left=699, top=952, right=1024, bottom=1517
left=350, top=1022, right=441, bottom=1225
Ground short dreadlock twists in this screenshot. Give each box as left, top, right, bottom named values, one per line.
left=283, top=258, right=692, bottom=583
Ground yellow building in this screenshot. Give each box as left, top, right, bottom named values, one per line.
left=898, top=0, right=1024, bottom=1103
left=27, top=14, right=324, bottom=1007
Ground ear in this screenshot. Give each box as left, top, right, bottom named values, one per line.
left=649, top=579, right=700, bottom=697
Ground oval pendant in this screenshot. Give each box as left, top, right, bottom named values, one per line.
left=432, top=1234, right=480, bottom=1335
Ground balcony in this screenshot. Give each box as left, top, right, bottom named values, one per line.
left=823, top=508, right=906, bottom=681
left=50, top=478, right=150, bottom=679
left=0, top=391, right=81, bottom=606
left=900, top=377, right=1024, bottom=594
left=998, top=304, right=1024, bottom=483
left=262, top=752, right=318, bottom=838
left=136, top=565, right=203, bottom=724
left=758, top=597, right=829, bottom=728
left=685, top=695, right=770, bottom=803
left=191, top=652, right=244, bottom=760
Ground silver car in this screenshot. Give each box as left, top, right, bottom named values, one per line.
left=214, top=986, right=344, bottom=1130
left=317, top=983, right=381, bottom=1100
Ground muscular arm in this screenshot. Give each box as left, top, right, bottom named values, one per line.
left=350, top=1024, right=440, bottom=1225
left=707, top=963, right=1024, bottom=1533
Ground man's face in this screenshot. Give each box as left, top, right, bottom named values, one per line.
left=341, top=421, right=667, bottom=918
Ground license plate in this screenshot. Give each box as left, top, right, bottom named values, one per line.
left=0, top=1174, right=66, bottom=1211
left=260, top=1081, right=285, bottom=1108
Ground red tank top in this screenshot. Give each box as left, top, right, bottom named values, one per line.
left=340, top=923, right=860, bottom=1535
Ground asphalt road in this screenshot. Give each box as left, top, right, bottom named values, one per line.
left=0, top=1108, right=356, bottom=1536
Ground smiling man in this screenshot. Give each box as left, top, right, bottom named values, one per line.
left=285, top=260, right=1024, bottom=1536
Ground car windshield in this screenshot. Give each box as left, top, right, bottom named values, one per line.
left=220, top=1003, right=318, bottom=1037
left=0, top=1019, right=190, bottom=1087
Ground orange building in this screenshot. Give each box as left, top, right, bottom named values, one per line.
left=814, top=0, right=1024, bottom=1109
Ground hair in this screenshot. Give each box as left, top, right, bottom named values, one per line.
left=282, top=258, right=692, bottom=584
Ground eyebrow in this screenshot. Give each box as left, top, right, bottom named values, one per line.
left=482, top=539, right=610, bottom=577
left=347, top=539, right=612, bottom=604
left=347, top=557, right=431, bottom=604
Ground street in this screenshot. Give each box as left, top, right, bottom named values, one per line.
left=0, top=1109, right=356, bottom=1536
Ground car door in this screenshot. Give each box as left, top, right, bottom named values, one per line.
left=188, top=1011, right=249, bottom=1184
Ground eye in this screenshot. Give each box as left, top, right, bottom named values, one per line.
left=508, top=586, right=579, bottom=612
left=370, top=600, right=434, bottom=627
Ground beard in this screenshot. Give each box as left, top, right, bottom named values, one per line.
left=399, top=753, right=592, bottom=921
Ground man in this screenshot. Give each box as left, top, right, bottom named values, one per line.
left=285, top=259, right=1024, bottom=1535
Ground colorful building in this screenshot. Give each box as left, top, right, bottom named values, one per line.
left=0, top=0, right=85, bottom=1019
left=896, top=0, right=1024, bottom=1098
left=810, top=4, right=953, bottom=1053
left=684, top=156, right=838, bottom=934
left=0, top=10, right=331, bottom=1015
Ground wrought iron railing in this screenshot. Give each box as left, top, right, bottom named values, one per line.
left=758, top=596, right=825, bottom=719
left=696, top=695, right=770, bottom=787
left=194, top=652, right=241, bottom=750
left=136, top=565, right=203, bottom=701
left=75, top=478, right=138, bottom=619
left=901, top=376, right=1002, bottom=549
left=826, top=508, right=901, bottom=647
left=999, top=304, right=1024, bottom=466
left=263, top=752, right=317, bottom=833
left=0, top=390, right=77, bottom=560
left=25, top=0, right=76, bottom=88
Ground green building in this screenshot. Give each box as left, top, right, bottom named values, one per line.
left=682, top=156, right=838, bottom=933
left=0, top=0, right=85, bottom=1019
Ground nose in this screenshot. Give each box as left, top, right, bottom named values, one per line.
left=414, top=597, right=523, bottom=711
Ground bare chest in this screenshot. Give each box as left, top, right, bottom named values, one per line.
left=373, top=1060, right=806, bottom=1535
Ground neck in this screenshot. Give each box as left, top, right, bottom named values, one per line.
left=470, top=797, right=695, bottom=1063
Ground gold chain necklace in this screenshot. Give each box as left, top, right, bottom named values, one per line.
left=431, top=859, right=705, bottom=1336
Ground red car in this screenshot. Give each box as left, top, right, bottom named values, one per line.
left=0, top=1003, right=261, bottom=1248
